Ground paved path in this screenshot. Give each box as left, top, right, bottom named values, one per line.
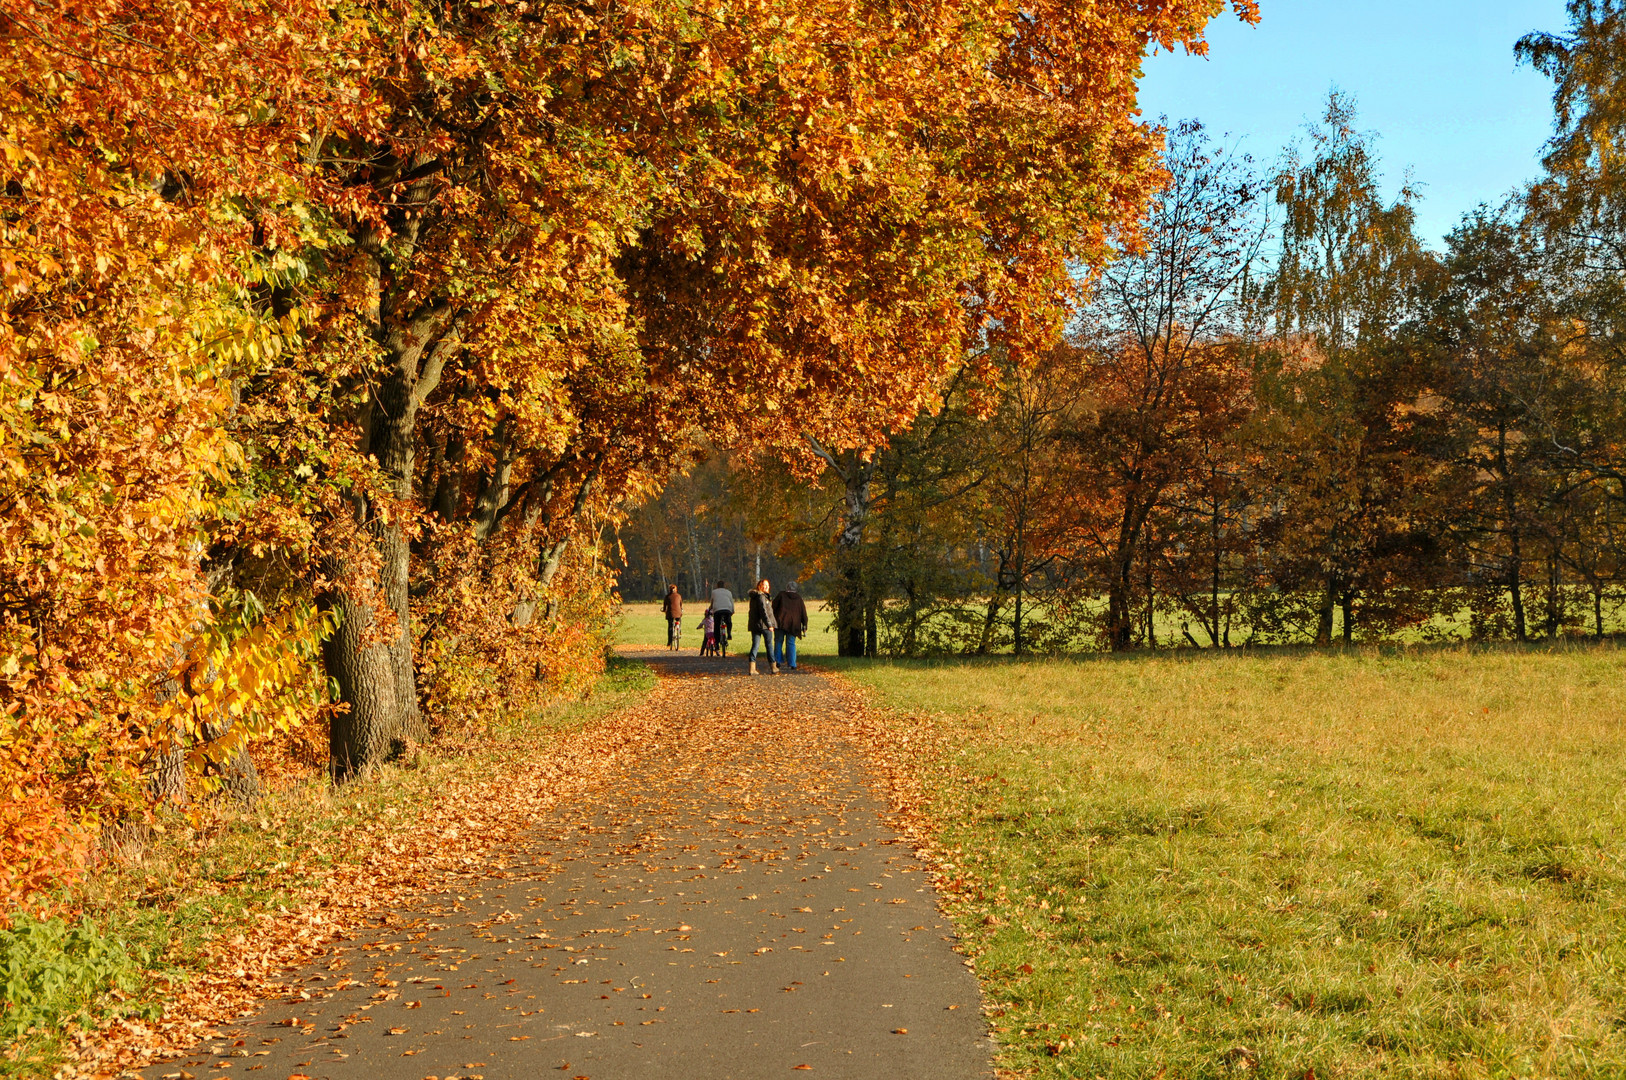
left=141, top=649, right=991, bottom=1080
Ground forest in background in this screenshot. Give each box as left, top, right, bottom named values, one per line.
left=619, top=44, right=1626, bottom=658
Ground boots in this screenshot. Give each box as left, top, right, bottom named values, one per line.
left=749, top=661, right=759, bottom=676
left=771, top=661, right=780, bottom=674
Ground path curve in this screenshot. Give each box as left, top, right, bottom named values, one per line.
left=135, top=647, right=991, bottom=1080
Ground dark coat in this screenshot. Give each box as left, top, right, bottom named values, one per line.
left=661, top=589, right=682, bottom=619
left=772, top=590, right=808, bottom=635
left=747, top=589, right=775, bottom=634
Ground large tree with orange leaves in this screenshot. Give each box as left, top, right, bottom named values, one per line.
left=2, top=0, right=1256, bottom=902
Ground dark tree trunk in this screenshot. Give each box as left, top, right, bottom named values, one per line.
left=977, top=554, right=1009, bottom=656
left=1208, top=488, right=1222, bottom=646
left=1145, top=555, right=1156, bottom=648
left=1496, top=425, right=1527, bottom=642
left=1106, top=494, right=1151, bottom=652
left=810, top=443, right=873, bottom=659
left=1340, top=590, right=1354, bottom=644
left=1507, top=534, right=1527, bottom=642
left=1012, top=587, right=1024, bottom=657
left=1545, top=551, right=1562, bottom=638
left=1315, top=576, right=1337, bottom=646
left=431, top=436, right=465, bottom=523
left=835, top=554, right=867, bottom=657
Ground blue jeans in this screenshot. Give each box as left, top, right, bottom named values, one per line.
left=750, top=631, right=772, bottom=662
left=774, top=630, right=797, bottom=668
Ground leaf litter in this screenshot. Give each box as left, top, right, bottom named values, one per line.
left=60, top=652, right=988, bottom=1077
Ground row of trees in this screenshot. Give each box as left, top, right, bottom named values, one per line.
left=658, top=2, right=1626, bottom=657
left=2, top=0, right=1255, bottom=904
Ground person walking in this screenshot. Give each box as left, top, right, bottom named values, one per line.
left=660, top=584, right=683, bottom=651
left=710, top=579, right=735, bottom=656
left=772, top=581, right=808, bottom=671
left=747, top=578, right=777, bottom=675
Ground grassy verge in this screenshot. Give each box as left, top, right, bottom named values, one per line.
left=2, top=657, right=655, bottom=1077
left=830, top=643, right=1626, bottom=1078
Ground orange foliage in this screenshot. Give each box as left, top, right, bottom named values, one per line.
left=1, top=0, right=1254, bottom=907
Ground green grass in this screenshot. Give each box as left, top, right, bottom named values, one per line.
left=830, top=643, right=1626, bottom=1078
left=1, top=657, right=655, bottom=1077
left=614, top=600, right=842, bottom=655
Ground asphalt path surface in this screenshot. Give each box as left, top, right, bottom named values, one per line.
left=139, top=648, right=991, bottom=1080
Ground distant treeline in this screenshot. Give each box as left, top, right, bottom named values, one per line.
left=628, top=69, right=1626, bottom=655
left=613, top=455, right=811, bottom=603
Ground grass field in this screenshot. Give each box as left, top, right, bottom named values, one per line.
left=829, top=643, right=1626, bottom=1078
left=614, top=599, right=841, bottom=655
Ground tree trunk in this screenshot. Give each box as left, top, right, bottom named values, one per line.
left=1012, top=586, right=1024, bottom=657
left=1545, top=550, right=1562, bottom=638
left=977, top=556, right=1008, bottom=656
left=1315, top=575, right=1337, bottom=646
left=371, top=365, right=428, bottom=745
left=1340, top=590, right=1354, bottom=644
left=1595, top=585, right=1605, bottom=638
left=810, top=444, right=873, bottom=659
left=1508, top=563, right=1526, bottom=641
left=1145, top=554, right=1156, bottom=648
left=150, top=747, right=188, bottom=807
left=1497, top=425, right=1527, bottom=642
left=199, top=718, right=262, bottom=806
left=1208, top=488, right=1222, bottom=646
left=319, top=202, right=462, bottom=776
left=321, top=555, right=402, bottom=782
left=1106, top=495, right=1149, bottom=652
left=511, top=467, right=597, bottom=628
left=430, top=436, right=465, bottom=523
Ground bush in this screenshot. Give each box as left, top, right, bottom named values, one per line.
left=0, top=915, right=150, bottom=1049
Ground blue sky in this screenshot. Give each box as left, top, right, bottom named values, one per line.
left=1139, top=1, right=1573, bottom=248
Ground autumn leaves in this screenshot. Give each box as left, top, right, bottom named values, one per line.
left=1, top=0, right=1252, bottom=905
